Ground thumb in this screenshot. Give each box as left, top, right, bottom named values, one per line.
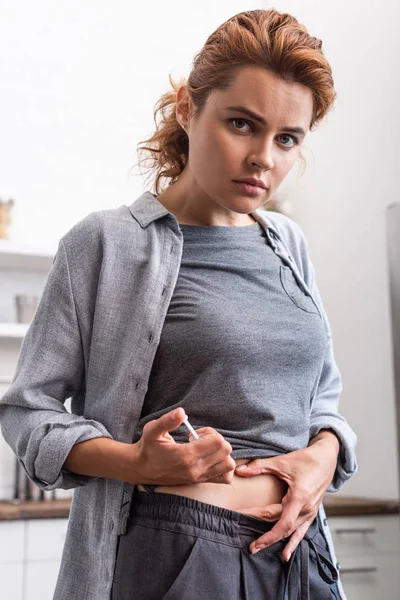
left=145, top=408, right=186, bottom=438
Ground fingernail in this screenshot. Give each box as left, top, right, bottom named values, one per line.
left=236, top=464, right=248, bottom=470
left=251, top=545, right=265, bottom=554
left=286, top=553, right=291, bottom=562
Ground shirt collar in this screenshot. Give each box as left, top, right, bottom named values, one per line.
left=128, top=191, right=281, bottom=242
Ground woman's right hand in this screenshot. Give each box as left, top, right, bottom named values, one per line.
left=132, top=407, right=236, bottom=486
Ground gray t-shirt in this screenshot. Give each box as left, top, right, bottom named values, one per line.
left=135, top=220, right=328, bottom=459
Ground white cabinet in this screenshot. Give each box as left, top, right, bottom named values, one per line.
left=26, top=519, right=68, bottom=562
left=24, top=519, right=68, bottom=599
left=0, top=521, right=25, bottom=564
left=0, top=518, right=68, bottom=600
left=25, top=562, right=62, bottom=600
left=329, top=514, right=400, bottom=600
left=337, top=554, right=400, bottom=600
left=0, top=521, right=25, bottom=600
left=0, top=563, right=24, bottom=600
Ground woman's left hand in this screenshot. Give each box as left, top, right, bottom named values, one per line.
left=234, top=432, right=340, bottom=561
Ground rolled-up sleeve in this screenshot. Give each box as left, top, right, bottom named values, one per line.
left=308, top=263, right=358, bottom=493
left=0, top=238, right=113, bottom=490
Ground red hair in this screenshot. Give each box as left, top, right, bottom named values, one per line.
left=134, top=8, right=336, bottom=195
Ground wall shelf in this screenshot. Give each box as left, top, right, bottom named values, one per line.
left=0, top=323, right=29, bottom=339
left=0, top=240, right=56, bottom=271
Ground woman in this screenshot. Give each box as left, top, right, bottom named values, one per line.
left=0, top=8, right=357, bottom=600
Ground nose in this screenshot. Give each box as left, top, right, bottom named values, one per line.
left=248, top=138, right=275, bottom=171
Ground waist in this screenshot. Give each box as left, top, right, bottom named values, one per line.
left=137, top=458, right=288, bottom=511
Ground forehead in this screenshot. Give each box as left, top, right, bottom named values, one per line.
left=206, top=65, right=314, bottom=128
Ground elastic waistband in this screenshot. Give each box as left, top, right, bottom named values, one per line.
left=130, top=488, right=319, bottom=550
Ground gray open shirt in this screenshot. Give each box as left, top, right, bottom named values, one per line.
left=0, top=191, right=357, bottom=599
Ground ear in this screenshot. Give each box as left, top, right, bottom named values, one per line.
left=176, top=84, right=192, bottom=130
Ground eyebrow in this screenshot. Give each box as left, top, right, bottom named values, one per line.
left=222, top=105, right=307, bottom=137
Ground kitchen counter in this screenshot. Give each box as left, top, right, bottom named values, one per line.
left=0, top=495, right=399, bottom=521
left=0, top=498, right=72, bottom=520
left=322, top=495, right=400, bottom=516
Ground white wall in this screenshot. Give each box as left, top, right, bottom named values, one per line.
left=1, top=1, right=399, bottom=499
left=273, top=0, right=400, bottom=500
left=0, top=0, right=255, bottom=244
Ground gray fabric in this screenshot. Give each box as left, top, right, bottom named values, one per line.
left=0, top=190, right=355, bottom=599
left=135, top=221, right=329, bottom=460
left=111, top=488, right=340, bottom=600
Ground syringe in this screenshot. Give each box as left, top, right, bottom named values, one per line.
left=182, top=414, right=200, bottom=440
left=182, top=414, right=235, bottom=489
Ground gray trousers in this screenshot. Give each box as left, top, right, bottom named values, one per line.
left=111, top=487, right=340, bottom=599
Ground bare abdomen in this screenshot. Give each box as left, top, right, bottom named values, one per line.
left=137, top=458, right=287, bottom=513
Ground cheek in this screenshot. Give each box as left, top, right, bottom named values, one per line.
left=275, top=152, right=298, bottom=177
left=191, top=129, right=235, bottom=175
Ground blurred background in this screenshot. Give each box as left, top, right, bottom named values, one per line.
left=1, top=1, right=400, bottom=598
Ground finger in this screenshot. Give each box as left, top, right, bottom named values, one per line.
left=280, top=519, right=313, bottom=562
left=188, top=433, right=206, bottom=442
left=194, top=426, right=223, bottom=437
left=189, top=433, right=233, bottom=463
left=200, top=456, right=237, bottom=483
left=249, top=496, right=304, bottom=552
left=236, top=503, right=283, bottom=522
left=234, top=461, right=263, bottom=476
left=250, top=516, right=310, bottom=556
left=249, top=513, right=302, bottom=554
left=235, top=457, right=279, bottom=477
left=206, top=470, right=235, bottom=484
left=145, top=408, right=186, bottom=437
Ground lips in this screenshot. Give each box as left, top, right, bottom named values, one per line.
left=232, top=181, right=266, bottom=196
left=233, top=179, right=267, bottom=189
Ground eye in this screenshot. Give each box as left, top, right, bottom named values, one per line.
left=229, top=119, right=300, bottom=148
left=230, top=118, right=253, bottom=133
left=278, top=134, right=299, bottom=148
